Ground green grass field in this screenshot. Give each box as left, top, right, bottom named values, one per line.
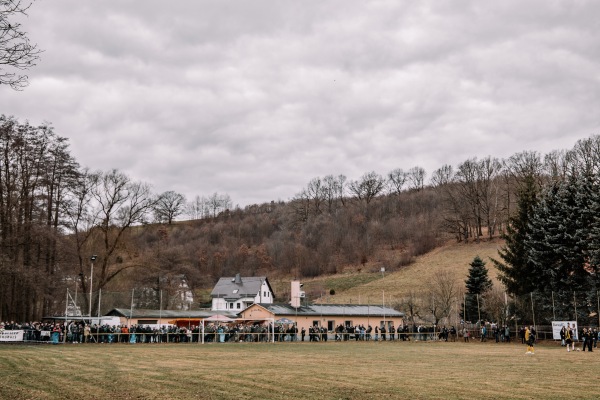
left=1, top=340, right=599, bottom=399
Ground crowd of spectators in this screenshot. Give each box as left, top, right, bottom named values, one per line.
left=0, top=321, right=60, bottom=341
left=2, top=320, right=598, bottom=346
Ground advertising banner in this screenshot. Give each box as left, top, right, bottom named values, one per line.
left=0, top=330, right=24, bottom=342
left=552, top=321, right=578, bottom=340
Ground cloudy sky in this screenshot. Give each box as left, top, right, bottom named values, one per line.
left=2, top=0, right=599, bottom=207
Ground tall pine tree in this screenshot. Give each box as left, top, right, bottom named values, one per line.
left=463, top=255, right=492, bottom=323
left=525, top=174, right=595, bottom=321
left=493, top=175, right=539, bottom=296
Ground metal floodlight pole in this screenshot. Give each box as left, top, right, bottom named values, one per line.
left=573, top=292, right=578, bottom=324
left=597, top=290, right=600, bottom=328
left=551, top=291, right=556, bottom=321
left=383, top=290, right=386, bottom=328
left=530, top=292, right=536, bottom=329
left=97, top=289, right=102, bottom=319
left=74, top=281, right=78, bottom=315
left=64, top=289, right=69, bottom=343
left=476, top=294, right=481, bottom=324
left=89, top=255, right=97, bottom=322
left=504, top=292, right=508, bottom=325
left=130, top=288, right=135, bottom=328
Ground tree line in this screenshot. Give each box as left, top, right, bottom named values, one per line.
left=494, top=135, right=600, bottom=326
left=3, top=112, right=600, bottom=323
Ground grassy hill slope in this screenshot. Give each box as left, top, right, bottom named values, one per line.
left=287, top=239, right=505, bottom=306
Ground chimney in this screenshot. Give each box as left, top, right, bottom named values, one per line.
left=290, top=280, right=304, bottom=308
left=235, top=273, right=242, bottom=284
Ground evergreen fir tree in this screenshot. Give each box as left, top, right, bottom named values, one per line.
left=493, top=175, right=539, bottom=296
left=463, top=255, right=492, bottom=323
left=576, top=172, right=600, bottom=286
left=526, top=175, right=595, bottom=321
left=587, top=175, right=600, bottom=288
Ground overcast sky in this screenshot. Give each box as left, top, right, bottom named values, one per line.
left=2, top=0, right=599, bottom=207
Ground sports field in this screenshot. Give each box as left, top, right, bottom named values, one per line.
left=0, top=340, right=598, bottom=399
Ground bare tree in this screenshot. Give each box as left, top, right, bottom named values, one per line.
left=387, top=168, right=408, bottom=195
left=504, top=151, right=544, bottom=187
left=186, top=195, right=208, bottom=220
left=348, top=171, right=386, bottom=205
left=153, top=190, right=186, bottom=224
left=207, top=192, right=232, bottom=218
left=544, top=149, right=570, bottom=182
left=482, top=286, right=509, bottom=325
left=425, top=270, right=459, bottom=326
left=1, top=1, right=42, bottom=89
left=323, top=174, right=341, bottom=213
left=336, top=174, right=347, bottom=207
left=568, top=135, right=600, bottom=177
left=306, top=177, right=326, bottom=215
left=0, top=116, right=78, bottom=320
left=63, top=168, right=100, bottom=315
left=399, top=291, right=421, bottom=329
left=430, top=164, right=453, bottom=188
left=477, top=157, right=502, bottom=238
left=407, top=166, right=427, bottom=191
left=290, top=188, right=311, bottom=226
left=289, top=177, right=329, bottom=225
left=454, top=157, right=502, bottom=240
left=68, top=169, right=157, bottom=314
left=431, top=164, right=471, bottom=241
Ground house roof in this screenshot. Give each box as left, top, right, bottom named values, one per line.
left=248, top=303, right=404, bottom=318
left=105, top=308, right=238, bottom=319
left=210, top=276, right=274, bottom=300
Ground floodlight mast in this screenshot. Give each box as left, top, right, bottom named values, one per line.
left=89, top=255, right=97, bottom=321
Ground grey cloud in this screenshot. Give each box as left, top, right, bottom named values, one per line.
left=1, top=0, right=599, bottom=206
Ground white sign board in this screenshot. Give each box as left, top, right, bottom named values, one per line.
left=0, top=330, right=24, bottom=342
left=551, top=321, right=578, bottom=340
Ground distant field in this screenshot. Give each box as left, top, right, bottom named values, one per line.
left=1, top=340, right=599, bottom=399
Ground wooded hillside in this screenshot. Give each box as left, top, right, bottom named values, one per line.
left=2, top=114, right=599, bottom=323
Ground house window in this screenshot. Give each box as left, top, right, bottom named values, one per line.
left=327, top=320, right=335, bottom=331
left=263, top=291, right=267, bottom=297
left=313, top=320, right=320, bottom=327
left=237, top=303, right=241, bottom=309
left=229, top=302, right=234, bottom=309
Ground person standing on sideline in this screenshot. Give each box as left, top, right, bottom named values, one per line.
left=560, top=325, right=566, bottom=347
left=526, top=326, right=535, bottom=354
left=84, top=324, right=91, bottom=343
left=519, top=326, right=525, bottom=344
left=51, top=324, right=61, bottom=344
left=583, top=328, right=593, bottom=352
left=565, top=323, right=574, bottom=352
